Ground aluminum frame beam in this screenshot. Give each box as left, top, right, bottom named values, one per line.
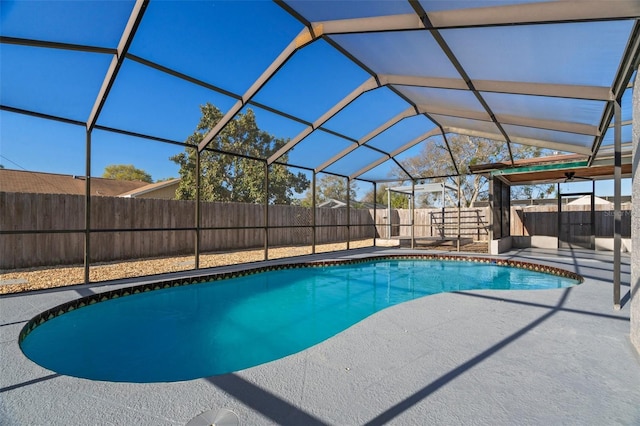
left=86, top=0, right=148, bottom=132
left=309, top=1, right=640, bottom=35
left=416, top=105, right=490, bottom=122
left=315, top=106, right=418, bottom=173
left=382, top=74, right=613, bottom=101
left=590, top=21, right=640, bottom=166
left=409, top=1, right=515, bottom=165
left=350, top=127, right=441, bottom=180
left=197, top=27, right=317, bottom=153
left=267, top=76, right=379, bottom=165
left=442, top=127, right=593, bottom=155
left=495, top=114, right=600, bottom=136
left=0, top=36, right=116, bottom=55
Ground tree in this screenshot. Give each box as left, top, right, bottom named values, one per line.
left=514, top=183, right=556, bottom=201
left=171, top=103, right=309, bottom=204
left=102, top=164, right=152, bottom=183
left=396, top=135, right=554, bottom=207
left=361, top=184, right=409, bottom=208
left=300, top=175, right=358, bottom=207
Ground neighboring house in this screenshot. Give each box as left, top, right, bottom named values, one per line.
left=318, top=198, right=347, bottom=209
left=0, top=169, right=178, bottom=199
left=118, top=179, right=180, bottom=200
left=317, top=198, right=385, bottom=209
left=567, top=195, right=613, bottom=206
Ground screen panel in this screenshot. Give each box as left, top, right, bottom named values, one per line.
left=0, top=0, right=134, bottom=47
left=502, top=124, right=594, bottom=148
left=97, top=59, right=238, bottom=142
left=1, top=45, right=112, bottom=121
left=482, top=92, right=606, bottom=126
left=129, top=1, right=302, bottom=94
left=331, top=31, right=461, bottom=79
left=442, top=21, right=634, bottom=87
left=252, top=40, right=371, bottom=123
left=285, top=1, right=414, bottom=21
left=323, top=87, right=411, bottom=141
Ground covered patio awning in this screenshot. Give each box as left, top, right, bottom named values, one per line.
left=469, top=151, right=634, bottom=185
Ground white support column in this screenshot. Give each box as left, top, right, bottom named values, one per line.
left=630, top=70, right=640, bottom=354
left=411, top=181, right=415, bottom=249
left=457, top=176, right=461, bottom=252
left=614, top=100, right=622, bottom=309
left=387, top=187, right=391, bottom=239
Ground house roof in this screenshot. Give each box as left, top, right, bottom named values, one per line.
left=0, top=169, right=149, bottom=197
left=568, top=195, right=612, bottom=205
left=118, top=178, right=180, bottom=198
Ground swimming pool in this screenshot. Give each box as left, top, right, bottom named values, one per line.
left=20, top=255, right=581, bottom=383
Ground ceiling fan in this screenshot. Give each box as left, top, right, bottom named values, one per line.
left=563, top=171, right=591, bottom=182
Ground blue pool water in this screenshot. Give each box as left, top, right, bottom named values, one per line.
left=21, top=259, right=579, bottom=382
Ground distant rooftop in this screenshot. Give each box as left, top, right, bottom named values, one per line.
left=0, top=169, right=149, bottom=197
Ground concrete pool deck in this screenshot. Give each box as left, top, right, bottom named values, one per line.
left=1, top=247, right=639, bottom=425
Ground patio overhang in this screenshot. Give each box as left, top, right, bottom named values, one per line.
left=470, top=152, right=633, bottom=186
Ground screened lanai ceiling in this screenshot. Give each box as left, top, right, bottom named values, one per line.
left=1, top=0, right=639, bottom=185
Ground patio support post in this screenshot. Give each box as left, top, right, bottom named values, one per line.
left=264, top=162, right=269, bottom=261
left=411, top=180, right=415, bottom=249
left=194, top=149, right=201, bottom=269
left=346, top=177, right=351, bottom=250
left=373, top=182, right=377, bottom=247
left=81, top=0, right=147, bottom=284
left=488, top=176, right=494, bottom=243
left=631, top=66, right=640, bottom=354
left=591, top=180, right=596, bottom=250
left=614, top=99, right=622, bottom=309
left=457, top=175, right=461, bottom=252
left=441, top=181, right=445, bottom=238
left=83, top=129, right=91, bottom=284
left=312, top=172, right=316, bottom=254
left=557, top=183, right=562, bottom=248
left=387, top=187, right=391, bottom=239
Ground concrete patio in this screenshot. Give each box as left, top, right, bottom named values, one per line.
left=1, top=247, right=638, bottom=425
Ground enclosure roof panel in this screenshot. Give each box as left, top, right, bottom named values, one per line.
left=1, top=0, right=638, bottom=184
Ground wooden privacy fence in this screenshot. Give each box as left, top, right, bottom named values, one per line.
left=1, top=192, right=377, bottom=269
left=3, top=192, right=631, bottom=269
left=510, top=204, right=632, bottom=237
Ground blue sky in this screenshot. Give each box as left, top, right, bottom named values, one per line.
left=0, top=0, right=633, bottom=197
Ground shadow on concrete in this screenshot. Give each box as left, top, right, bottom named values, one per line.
left=0, top=373, right=60, bottom=393
left=453, top=291, right=630, bottom=321
left=505, top=248, right=630, bottom=272
left=206, top=373, right=329, bottom=426
left=74, top=287, right=96, bottom=297
left=503, top=250, right=631, bottom=286
left=621, top=290, right=631, bottom=309
left=0, top=319, right=28, bottom=328
left=363, top=288, right=572, bottom=425
left=203, top=288, right=576, bottom=425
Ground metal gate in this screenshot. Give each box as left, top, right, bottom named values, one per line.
left=558, top=191, right=595, bottom=249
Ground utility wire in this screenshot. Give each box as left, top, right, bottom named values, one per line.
left=0, top=154, right=73, bottom=194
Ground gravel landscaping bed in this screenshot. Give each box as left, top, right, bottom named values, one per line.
left=0, top=239, right=487, bottom=295
left=0, top=240, right=372, bottom=295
